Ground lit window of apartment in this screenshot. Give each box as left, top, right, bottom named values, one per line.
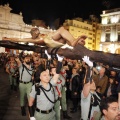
left=93, top=24, right=96, bottom=27
left=88, top=37, right=92, bottom=40
left=89, top=32, right=92, bottom=35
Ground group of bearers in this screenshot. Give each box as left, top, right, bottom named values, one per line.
left=6, top=50, right=72, bottom=120
left=3, top=26, right=120, bottom=120
left=5, top=50, right=120, bottom=120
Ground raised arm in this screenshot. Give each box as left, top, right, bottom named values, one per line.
left=82, top=56, right=93, bottom=97
left=45, top=50, right=64, bottom=84
left=82, top=81, right=91, bottom=98
left=15, top=57, right=22, bottom=67
left=2, top=37, right=41, bottom=44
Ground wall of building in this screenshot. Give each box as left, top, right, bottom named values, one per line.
left=100, top=8, right=120, bottom=54
left=0, top=4, right=32, bottom=53
left=63, top=18, right=101, bottom=50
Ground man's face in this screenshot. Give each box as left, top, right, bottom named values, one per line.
left=24, top=57, right=31, bottom=64
left=33, top=57, right=41, bottom=66
left=110, top=71, right=116, bottom=77
left=99, top=67, right=105, bottom=75
left=103, top=102, right=120, bottom=120
left=40, top=71, right=50, bottom=83
left=63, top=65, right=69, bottom=70
left=50, top=68, right=56, bottom=75
left=10, top=57, right=15, bottom=62
left=72, top=68, right=77, bottom=74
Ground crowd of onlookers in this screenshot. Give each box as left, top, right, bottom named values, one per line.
left=0, top=51, right=120, bottom=120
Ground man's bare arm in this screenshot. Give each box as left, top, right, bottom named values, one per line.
left=29, top=96, right=35, bottom=107
left=45, top=69, right=59, bottom=84
left=6, top=67, right=10, bottom=74
left=83, top=82, right=91, bottom=98
left=2, top=37, right=42, bottom=44
left=15, top=57, right=22, bottom=67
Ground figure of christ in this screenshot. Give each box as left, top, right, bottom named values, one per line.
left=2, top=27, right=87, bottom=48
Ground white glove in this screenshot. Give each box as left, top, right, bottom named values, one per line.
left=30, top=117, right=36, bottom=120
left=57, top=54, right=64, bottom=62
left=45, top=50, right=51, bottom=59
left=82, top=56, right=93, bottom=67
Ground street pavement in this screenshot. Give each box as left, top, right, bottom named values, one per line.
left=0, top=66, right=81, bottom=120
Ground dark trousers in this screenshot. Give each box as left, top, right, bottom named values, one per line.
left=72, top=97, right=78, bottom=109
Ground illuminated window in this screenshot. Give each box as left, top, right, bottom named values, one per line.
left=111, top=15, right=119, bottom=23
left=102, top=17, right=108, bottom=24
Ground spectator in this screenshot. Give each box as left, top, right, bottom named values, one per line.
left=93, top=66, right=108, bottom=95
left=81, top=56, right=101, bottom=120
left=100, top=96, right=120, bottom=120
left=104, top=77, right=118, bottom=98
left=70, top=68, right=81, bottom=113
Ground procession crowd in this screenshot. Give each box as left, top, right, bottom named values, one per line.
left=0, top=51, right=120, bottom=120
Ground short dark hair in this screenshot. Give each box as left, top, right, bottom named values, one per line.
left=30, top=28, right=40, bottom=34
left=100, top=96, right=118, bottom=115
left=30, top=28, right=40, bottom=39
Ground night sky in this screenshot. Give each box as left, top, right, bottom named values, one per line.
left=0, top=0, right=120, bottom=27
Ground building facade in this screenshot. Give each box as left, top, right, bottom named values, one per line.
left=0, top=4, right=33, bottom=53
left=63, top=17, right=101, bottom=50
left=0, top=4, right=58, bottom=53
left=100, top=8, right=120, bottom=53
left=2, top=4, right=120, bottom=54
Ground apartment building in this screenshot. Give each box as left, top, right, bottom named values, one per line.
left=100, top=8, right=120, bottom=53
left=63, top=17, right=101, bottom=51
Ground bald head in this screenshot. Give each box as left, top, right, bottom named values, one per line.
left=40, top=70, right=50, bottom=83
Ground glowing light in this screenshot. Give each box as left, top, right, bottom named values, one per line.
left=61, top=44, right=73, bottom=49
left=102, top=17, right=108, bottom=24
left=101, top=30, right=106, bottom=42
left=111, top=16, right=119, bottom=23
left=100, top=44, right=103, bottom=51
left=28, top=43, right=34, bottom=45
left=110, top=26, right=117, bottom=42
left=108, top=43, right=115, bottom=53
left=103, top=11, right=105, bottom=14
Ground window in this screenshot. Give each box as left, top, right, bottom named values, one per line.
left=118, top=33, right=120, bottom=41
left=106, top=33, right=110, bottom=42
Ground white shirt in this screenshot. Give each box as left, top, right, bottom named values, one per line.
left=81, top=91, right=101, bottom=120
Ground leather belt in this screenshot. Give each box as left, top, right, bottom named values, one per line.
left=19, top=81, right=32, bottom=84
left=36, top=107, right=53, bottom=114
